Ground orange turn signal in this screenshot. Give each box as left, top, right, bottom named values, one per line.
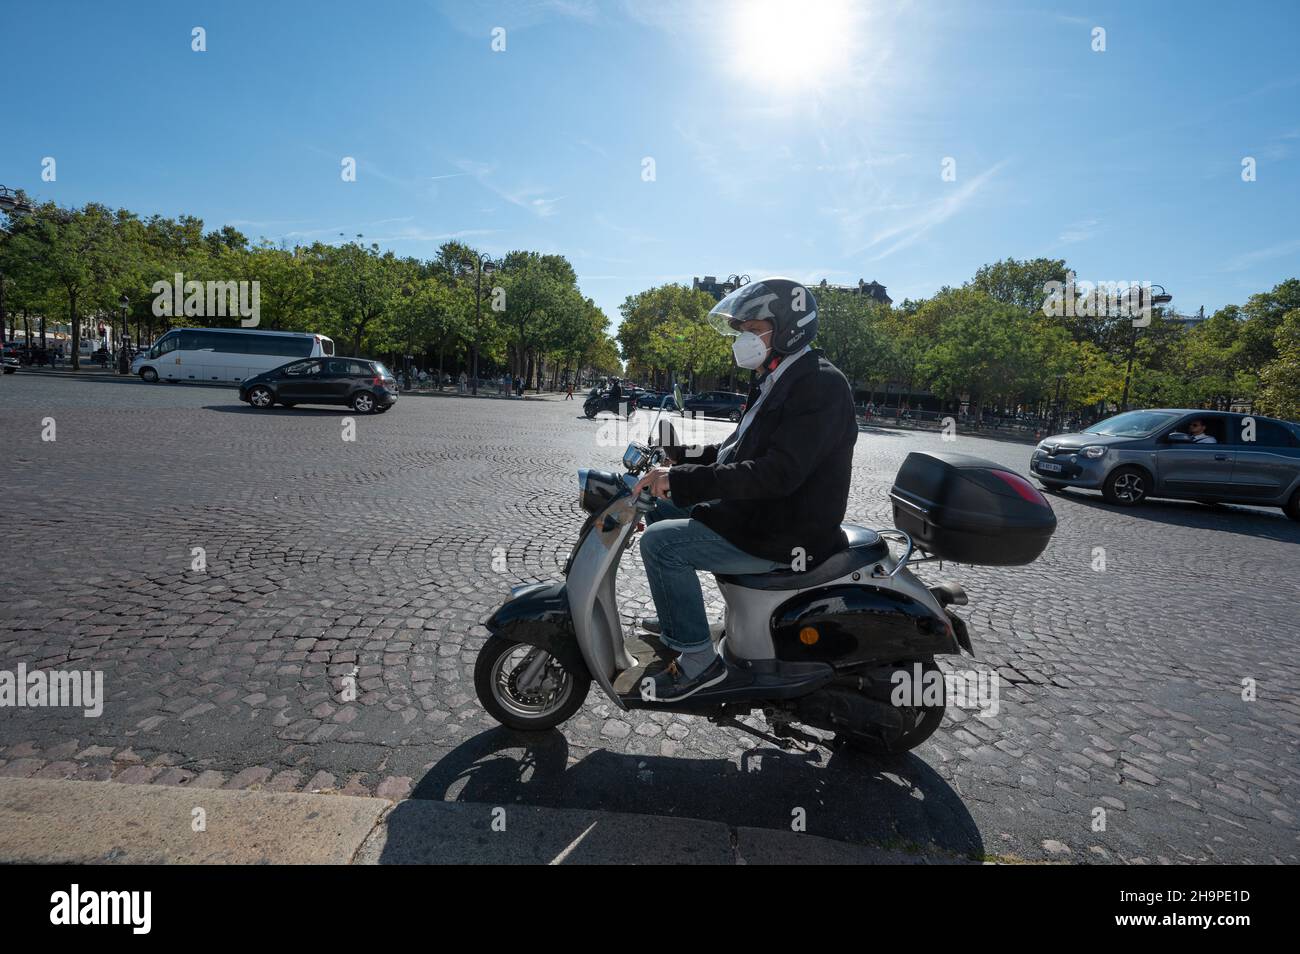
left=799, top=626, right=819, bottom=646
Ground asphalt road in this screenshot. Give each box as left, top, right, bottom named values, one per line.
left=1, top=371, right=1297, bottom=863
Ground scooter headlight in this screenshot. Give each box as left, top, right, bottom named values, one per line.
left=577, top=468, right=622, bottom=515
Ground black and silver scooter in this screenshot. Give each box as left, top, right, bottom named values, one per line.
left=583, top=387, right=637, bottom=420
left=476, top=394, right=1057, bottom=754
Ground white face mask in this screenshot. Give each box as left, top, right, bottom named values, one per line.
left=732, top=330, right=771, bottom=369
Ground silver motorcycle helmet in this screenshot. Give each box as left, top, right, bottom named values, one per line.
left=706, top=276, right=819, bottom=355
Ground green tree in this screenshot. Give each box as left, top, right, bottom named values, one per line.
left=1257, top=309, right=1300, bottom=420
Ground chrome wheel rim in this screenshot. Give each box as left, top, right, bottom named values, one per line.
left=250, top=388, right=271, bottom=407
left=355, top=393, right=374, bottom=412
left=490, top=644, right=573, bottom=720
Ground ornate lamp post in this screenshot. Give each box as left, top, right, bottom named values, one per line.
left=470, top=254, right=497, bottom=396
left=117, top=293, right=131, bottom=373
left=1120, top=284, right=1172, bottom=411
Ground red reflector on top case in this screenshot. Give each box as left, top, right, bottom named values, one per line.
left=992, top=470, right=1048, bottom=505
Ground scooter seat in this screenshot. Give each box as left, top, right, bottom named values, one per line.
left=716, top=524, right=889, bottom=591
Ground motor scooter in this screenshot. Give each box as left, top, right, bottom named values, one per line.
left=583, top=387, right=637, bottom=420
left=476, top=392, right=1056, bottom=754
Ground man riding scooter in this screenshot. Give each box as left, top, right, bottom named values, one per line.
left=632, top=277, right=858, bottom=701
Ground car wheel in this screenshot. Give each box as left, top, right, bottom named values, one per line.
left=1102, top=466, right=1148, bottom=505
left=351, top=390, right=377, bottom=414
left=1284, top=488, right=1300, bottom=522
left=248, top=385, right=275, bottom=409
left=728, top=409, right=741, bottom=422
left=139, top=367, right=158, bottom=383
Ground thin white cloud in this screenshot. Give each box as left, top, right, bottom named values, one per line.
left=852, top=160, right=1009, bottom=261
left=454, top=159, right=562, bottom=218
left=1058, top=218, right=1102, bottom=244
left=1219, top=238, right=1300, bottom=273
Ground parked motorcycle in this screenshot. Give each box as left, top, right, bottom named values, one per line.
left=476, top=390, right=1056, bottom=754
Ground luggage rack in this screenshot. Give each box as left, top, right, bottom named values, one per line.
left=873, top=528, right=944, bottom=577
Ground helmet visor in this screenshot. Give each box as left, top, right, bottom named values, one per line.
left=706, top=281, right=779, bottom=337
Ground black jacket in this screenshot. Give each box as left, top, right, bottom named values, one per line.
left=666, top=349, right=858, bottom=565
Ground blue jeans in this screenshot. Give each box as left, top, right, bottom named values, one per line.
left=639, top=499, right=784, bottom=653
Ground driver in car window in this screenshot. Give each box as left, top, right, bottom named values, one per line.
left=1186, top=418, right=1217, bottom=443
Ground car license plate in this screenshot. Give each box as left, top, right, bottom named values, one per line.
left=1038, top=461, right=1063, bottom=473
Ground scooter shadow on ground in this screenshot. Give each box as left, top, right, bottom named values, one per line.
left=383, top=725, right=983, bottom=861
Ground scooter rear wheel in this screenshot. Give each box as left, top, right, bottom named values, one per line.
left=475, top=634, right=590, bottom=731
left=833, top=660, right=947, bottom=756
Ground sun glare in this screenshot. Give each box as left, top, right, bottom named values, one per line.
left=727, top=0, right=860, bottom=91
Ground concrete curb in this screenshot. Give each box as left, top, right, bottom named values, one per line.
left=0, top=777, right=388, bottom=864
left=0, top=777, right=966, bottom=865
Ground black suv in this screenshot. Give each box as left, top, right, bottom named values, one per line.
left=682, top=390, right=748, bottom=422
left=239, top=357, right=398, bottom=414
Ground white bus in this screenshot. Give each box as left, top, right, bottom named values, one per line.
left=132, top=327, right=336, bottom=385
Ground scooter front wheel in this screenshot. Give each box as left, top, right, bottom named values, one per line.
left=474, top=634, right=590, bottom=731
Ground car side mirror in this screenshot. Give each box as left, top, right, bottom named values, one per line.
left=1166, top=432, right=1190, bottom=443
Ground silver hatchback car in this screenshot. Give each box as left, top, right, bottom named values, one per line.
left=1029, top=408, right=1300, bottom=520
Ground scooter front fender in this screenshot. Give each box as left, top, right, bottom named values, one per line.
left=484, top=582, right=587, bottom=676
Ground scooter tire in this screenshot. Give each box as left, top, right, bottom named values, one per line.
left=474, top=634, right=590, bottom=731
left=833, top=660, right=947, bottom=756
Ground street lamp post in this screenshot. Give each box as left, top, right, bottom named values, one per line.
left=118, top=293, right=131, bottom=374
left=470, top=254, right=496, bottom=396
left=400, top=284, right=415, bottom=390
left=1120, top=284, right=1171, bottom=411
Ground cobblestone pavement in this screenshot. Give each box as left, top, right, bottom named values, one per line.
left=2, top=373, right=1297, bottom=863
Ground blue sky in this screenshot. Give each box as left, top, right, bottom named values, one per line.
left=2, top=0, right=1298, bottom=328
